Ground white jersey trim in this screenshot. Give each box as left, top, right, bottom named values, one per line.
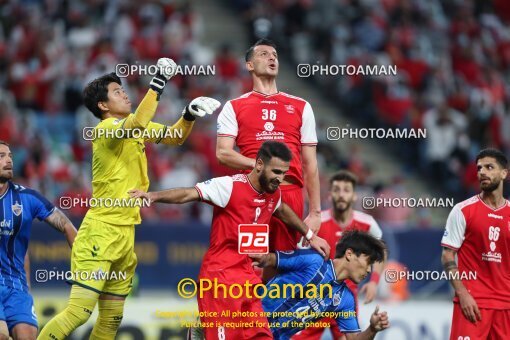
left=300, top=101, right=318, bottom=145
left=441, top=200, right=471, bottom=250
left=195, top=176, right=234, bottom=208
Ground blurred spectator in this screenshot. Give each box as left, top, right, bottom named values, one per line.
left=235, top=0, right=510, bottom=204
left=372, top=176, right=412, bottom=229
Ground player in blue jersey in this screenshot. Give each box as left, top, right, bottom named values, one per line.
left=0, top=141, right=77, bottom=340
left=250, top=231, right=388, bottom=340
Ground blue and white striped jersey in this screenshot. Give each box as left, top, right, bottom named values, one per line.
left=262, top=249, right=360, bottom=339
left=0, top=182, right=55, bottom=291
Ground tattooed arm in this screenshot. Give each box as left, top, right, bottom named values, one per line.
left=442, top=247, right=481, bottom=323
left=44, top=209, right=77, bottom=248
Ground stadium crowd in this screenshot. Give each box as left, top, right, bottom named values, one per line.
left=3, top=0, right=508, bottom=228
left=234, top=0, right=510, bottom=202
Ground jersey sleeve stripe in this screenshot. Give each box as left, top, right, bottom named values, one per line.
left=441, top=243, right=459, bottom=250
left=301, top=142, right=318, bottom=145
left=217, top=134, right=236, bottom=138
left=194, top=186, right=204, bottom=201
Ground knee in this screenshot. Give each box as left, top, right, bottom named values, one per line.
left=11, top=324, right=37, bottom=340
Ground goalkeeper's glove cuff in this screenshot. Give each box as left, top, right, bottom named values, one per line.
left=149, top=74, right=168, bottom=99
left=182, top=105, right=196, bottom=121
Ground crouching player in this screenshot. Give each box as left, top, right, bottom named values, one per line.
left=251, top=231, right=389, bottom=340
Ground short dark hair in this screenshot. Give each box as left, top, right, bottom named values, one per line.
left=329, top=170, right=358, bottom=189
left=245, top=39, right=278, bottom=62
left=83, top=72, right=122, bottom=119
left=256, top=141, right=292, bottom=164
left=335, top=230, right=385, bottom=264
left=0, top=140, right=9, bottom=147
left=476, top=148, right=508, bottom=169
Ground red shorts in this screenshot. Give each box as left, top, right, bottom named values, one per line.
left=291, top=280, right=359, bottom=340
left=450, top=303, right=510, bottom=340
left=269, top=184, right=303, bottom=251
left=197, top=283, right=272, bottom=340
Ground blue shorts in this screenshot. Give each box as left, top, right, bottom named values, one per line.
left=0, top=286, right=38, bottom=331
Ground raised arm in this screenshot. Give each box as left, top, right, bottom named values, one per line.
left=44, top=209, right=77, bottom=248
left=274, top=202, right=330, bottom=258
left=129, top=187, right=200, bottom=205
left=216, top=136, right=255, bottom=170
left=145, top=97, right=221, bottom=145
left=123, top=58, right=177, bottom=130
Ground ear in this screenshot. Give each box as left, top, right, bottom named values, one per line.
left=255, top=158, right=264, bottom=171
left=345, top=248, right=353, bottom=261
left=246, top=61, right=254, bottom=72
left=97, top=101, right=108, bottom=112
left=502, top=168, right=508, bottom=180
left=353, top=192, right=358, bottom=202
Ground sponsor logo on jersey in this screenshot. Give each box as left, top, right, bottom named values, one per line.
left=443, top=230, right=448, bottom=237
left=268, top=198, right=274, bottom=211
left=284, top=105, right=295, bottom=114
left=0, top=220, right=11, bottom=228
left=264, top=122, right=274, bottom=131
left=0, top=228, right=13, bottom=236
left=261, top=100, right=278, bottom=104
left=203, top=180, right=212, bottom=185
left=482, top=251, right=502, bottom=263
left=238, top=224, right=269, bottom=254
left=488, top=213, right=503, bottom=220
left=12, top=201, right=22, bottom=216
left=256, top=131, right=285, bottom=141
left=254, top=198, right=266, bottom=203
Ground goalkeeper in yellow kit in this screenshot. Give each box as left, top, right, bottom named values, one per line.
left=38, top=58, right=221, bottom=339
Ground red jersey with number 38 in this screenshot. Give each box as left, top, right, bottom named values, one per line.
left=195, top=174, right=281, bottom=284
left=441, top=195, right=510, bottom=309
left=217, top=91, right=318, bottom=187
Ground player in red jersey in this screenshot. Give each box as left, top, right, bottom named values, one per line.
left=129, top=141, right=330, bottom=340
left=216, top=39, right=321, bottom=269
left=293, top=170, right=385, bottom=340
left=441, top=148, right=510, bottom=340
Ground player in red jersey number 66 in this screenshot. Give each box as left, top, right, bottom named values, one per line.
left=129, top=141, right=330, bottom=340
left=442, top=148, right=510, bottom=339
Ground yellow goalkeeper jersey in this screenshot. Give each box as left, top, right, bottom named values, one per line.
left=85, top=89, right=194, bottom=225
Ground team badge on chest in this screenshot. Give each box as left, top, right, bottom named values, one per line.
left=12, top=201, right=22, bottom=216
